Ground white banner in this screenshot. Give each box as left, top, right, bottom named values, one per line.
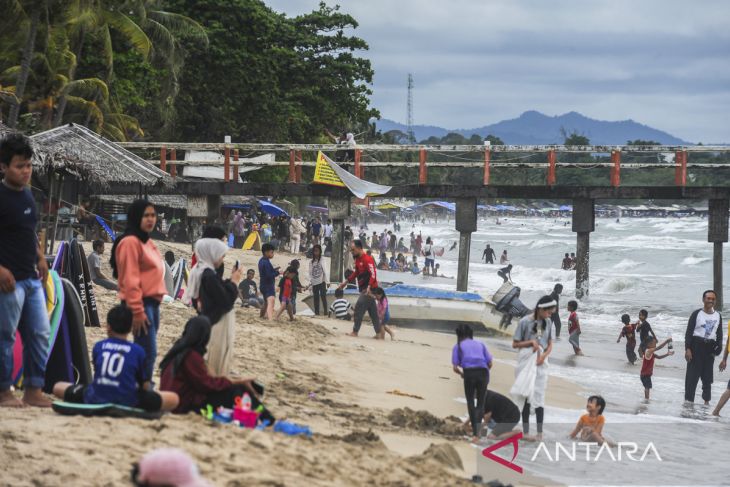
left=317, top=152, right=392, bottom=199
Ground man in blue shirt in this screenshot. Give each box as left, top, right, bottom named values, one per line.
left=53, top=305, right=178, bottom=411
left=0, top=134, right=51, bottom=408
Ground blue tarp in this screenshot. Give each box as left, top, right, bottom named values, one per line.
left=222, top=203, right=252, bottom=210
left=410, top=201, right=456, bottom=212
left=344, top=284, right=484, bottom=302
left=559, top=205, right=573, bottom=211
left=258, top=200, right=288, bottom=217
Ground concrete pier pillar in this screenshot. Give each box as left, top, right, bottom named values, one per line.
left=455, top=198, right=477, bottom=292
left=328, top=198, right=351, bottom=283
left=708, top=199, right=729, bottom=309
left=572, top=198, right=595, bottom=299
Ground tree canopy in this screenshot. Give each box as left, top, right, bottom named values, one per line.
left=0, top=0, right=378, bottom=142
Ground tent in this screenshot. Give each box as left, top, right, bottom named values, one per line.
left=559, top=205, right=573, bottom=211
left=305, top=205, right=329, bottom=214
left=257, top=200, right=289, bottom=217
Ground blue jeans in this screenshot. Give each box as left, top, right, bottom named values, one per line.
left=133, top=300, right=160, bottom=383
left=0, top=278, right=51, bottom=390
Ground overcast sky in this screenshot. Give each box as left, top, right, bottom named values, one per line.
left=266, top=0, right=729, bottom=143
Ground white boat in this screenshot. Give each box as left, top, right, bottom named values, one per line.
left=375, top=269, right=456, bottom=286
left=303, top=283, right=527, bottom=334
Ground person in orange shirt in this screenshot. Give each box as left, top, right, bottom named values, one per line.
left=569, top=395, right=607, bottom=444
left=110, top=200, right=167, bottom=384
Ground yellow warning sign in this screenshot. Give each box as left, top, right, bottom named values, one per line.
left=313, top=151, right=346, bottom=187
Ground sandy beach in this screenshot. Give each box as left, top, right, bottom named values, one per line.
left=0, top=241, right=585, bottom=486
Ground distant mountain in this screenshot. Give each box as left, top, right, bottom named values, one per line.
left=376, top=111, right=690, bottom=145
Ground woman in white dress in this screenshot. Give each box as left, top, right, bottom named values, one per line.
left=510, top=295, right=556, bottom=441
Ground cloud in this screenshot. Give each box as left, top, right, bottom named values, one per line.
left=266, top=0, right=730, bottom=142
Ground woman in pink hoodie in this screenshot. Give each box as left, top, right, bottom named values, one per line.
left=110, top=200, right=166, bottom=383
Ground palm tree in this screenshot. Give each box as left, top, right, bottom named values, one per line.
left=52, top=0, right=208, bottom=128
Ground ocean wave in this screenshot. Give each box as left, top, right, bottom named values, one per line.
left=681, top=255, right=711, bottom=266
left=596, top=277, right=636, bottom=294
left=612, top=259, right=646, bottom=270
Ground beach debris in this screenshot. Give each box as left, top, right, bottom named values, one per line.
left=276, top=372, right=287, bottom=380
left=308, top=392, right=317, bottom=399
left=418, top=443, right=464, bottom=471
left=387, top=389, right=424, bottom=400
left=273, top=420, right=312, bottom=437
left=388, top=407, right=464, bottom=437
left=341, top=429, right=381, bottom=445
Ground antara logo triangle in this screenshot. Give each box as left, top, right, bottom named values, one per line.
left=481, top=432, right=523, bottom=474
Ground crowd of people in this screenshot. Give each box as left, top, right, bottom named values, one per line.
left=452, top=287, right=730, bottom=445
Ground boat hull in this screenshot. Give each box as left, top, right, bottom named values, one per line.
left=303, top=287, right=513, bottom=335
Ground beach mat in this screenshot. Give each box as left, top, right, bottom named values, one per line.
left=51, top=401, right=163, bottom=420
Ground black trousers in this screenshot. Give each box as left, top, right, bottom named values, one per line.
left=353, top=293, right=380, bottom=333
left=684, top=341, right=716, bottom=402
left=312, top=282, right=328, bottom=315
left=198, top=385, right=276, bottom=425
left=522, top=401, right=544, bottom=434
left=463, top=368, right=489, bottom=437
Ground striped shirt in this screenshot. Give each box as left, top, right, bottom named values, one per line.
left=330, top=298, right=351, bottom=318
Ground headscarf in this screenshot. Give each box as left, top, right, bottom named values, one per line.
left=110, top=199, right=154, bottom=278
left=159, top=316, right=212, bottom=376
left=182, top=238, right=229, bottom=305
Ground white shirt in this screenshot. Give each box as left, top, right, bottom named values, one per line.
left=693, top=310, right=721, bottom=339
left=324, top=224, right=333, bottom=238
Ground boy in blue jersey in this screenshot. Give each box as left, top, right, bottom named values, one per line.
left=53, top=305, right=178, bottom=412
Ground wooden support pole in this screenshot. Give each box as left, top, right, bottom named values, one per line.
left=572, top=198, right=595, bottom=299
left=708, top=198, right=729, bottom=309
left=233, top=149, right=239, bottom=182
left=610, top=150, right=621, bottom=187
left=160, top=145, right=167, bottom=172
left=419, top=148, right=427, bottom=185
left=455, top=198, right=477, bottom=292
left=288, top=149, right=296, bottom=182
left=547, top=149, right=557, bottom=186
left=295, top=151, right=303, bottom=183
left=354, top=149, right=362, bottom=178
left=328, top=198, right=350, bottom=283
left=675, top=150, right=687, bottom=186
left=170, top=149, right=177, bottom=178
left=483, top=148, right=491, bottom=186
left=223, top=145, right=230, bottom=182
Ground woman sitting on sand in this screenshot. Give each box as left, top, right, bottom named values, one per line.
left=183, top=238, right=243, bottom=377
left=159, top=316, right=275, bottom=423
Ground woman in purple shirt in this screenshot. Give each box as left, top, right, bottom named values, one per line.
left=452, top=324, right=493, bottom=442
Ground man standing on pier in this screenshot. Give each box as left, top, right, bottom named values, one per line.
left=338, top=240, right=380, bottom=338
left=684, top=290, right=723, bottom=404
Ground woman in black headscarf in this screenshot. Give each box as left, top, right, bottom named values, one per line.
left=159, top=316, right=274, bottom=423
left=110, top=200, right=167, bottom=383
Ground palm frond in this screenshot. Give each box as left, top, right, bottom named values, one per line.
left=147, top=10, right=208, bottom=45
left=62, top=78, right=110, bottom=101
left=101, top=10, right=151, bottom=58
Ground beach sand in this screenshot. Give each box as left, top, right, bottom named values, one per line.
left=0, top=241, right=584, bottom=486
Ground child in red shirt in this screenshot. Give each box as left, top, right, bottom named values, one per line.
left=640, top=337, right=673, bottom=399
left=567, top=300, right=583, bottom=356
left=276, top=268, right=295, bottom=321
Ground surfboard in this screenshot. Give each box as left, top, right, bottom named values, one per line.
left=96, top=215, right=116, bottom=240
left=243, top=231, right=262, bottom=251
left=77, top=243, right=100, bottom=327
left=61, top=278, right=92, bottom=385
left=163, top=260, right=174, bottom=296
left=171, top=259, right=186, bottom=299
left=68, top=239, right=91, bottom=327
left=44, top=311, right=73, bottom=393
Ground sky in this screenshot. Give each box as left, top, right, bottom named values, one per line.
left=266, top=0, right=730, bottom=143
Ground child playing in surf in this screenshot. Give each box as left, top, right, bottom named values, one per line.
left=275, top=267, right=295, bottom=321
left=567, top=300, right=583, bottom=355
left=53, top=305, right=178, bottom=412
left=617, top=314, right=637, bottom=364
left=640, top=337, right=674, bottom=399
left=372, top=287, right=395, bottom=340
left=258, top=243, right=280, bottom=320
left=569, top=395, right=607, bottom=444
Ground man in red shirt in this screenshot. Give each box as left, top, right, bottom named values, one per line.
left=337, top=240, right=381, bottom=338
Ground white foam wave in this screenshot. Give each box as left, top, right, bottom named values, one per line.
left=612, top=259, right=646, bottom=270
left=681, top=255, right=711, bottom=266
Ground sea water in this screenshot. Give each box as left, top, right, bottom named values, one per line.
left=368, top=216, right=730, bottom=486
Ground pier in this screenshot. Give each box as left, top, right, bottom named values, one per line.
left=115, top=141, right=730, bottom=305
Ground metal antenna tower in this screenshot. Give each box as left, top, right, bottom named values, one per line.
left=406, top=73, right=415, bottom=144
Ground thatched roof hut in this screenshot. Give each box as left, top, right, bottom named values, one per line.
left=30, top=123, right=172, bottom=190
